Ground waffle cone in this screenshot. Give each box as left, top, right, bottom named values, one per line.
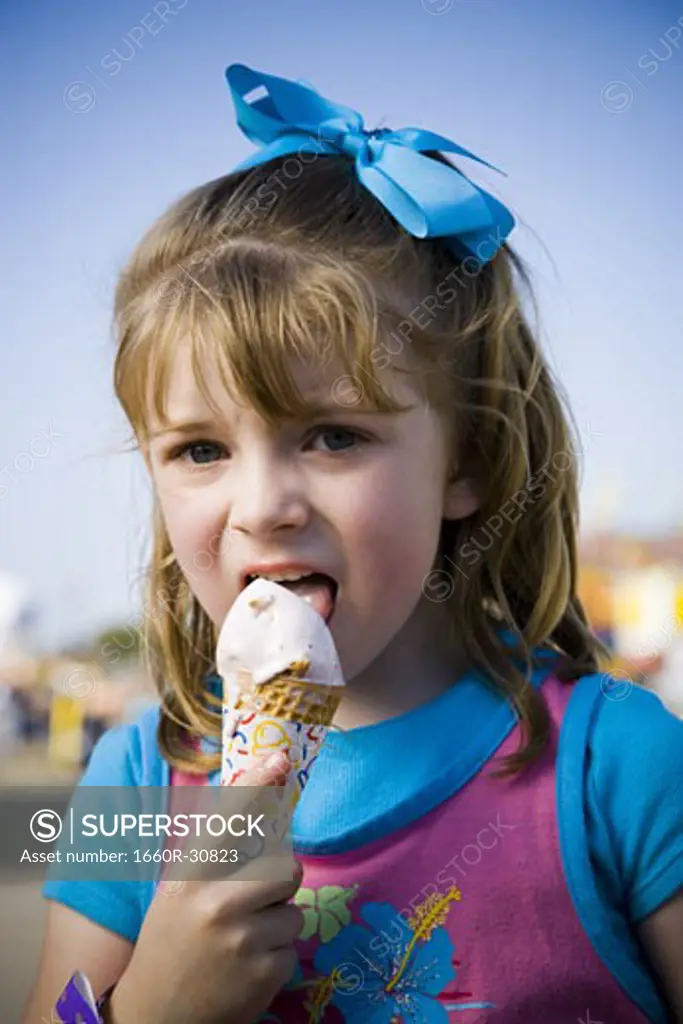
left=232, top=658, right=342, bottom=726
left=255, top=677, right=341, bottom=725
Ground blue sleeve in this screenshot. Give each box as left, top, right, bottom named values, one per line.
left=41, top=721, right=147, bottom=944
left=586, top=682, right=683, bottom=924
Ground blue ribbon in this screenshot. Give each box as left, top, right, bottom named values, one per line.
left=224, top=63, right=514, bottom=264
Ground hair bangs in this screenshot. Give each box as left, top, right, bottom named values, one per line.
left=130, top=240, right=413, bottom=442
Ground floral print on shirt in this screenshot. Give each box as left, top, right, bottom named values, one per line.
left=259, top=883, right=495, bottom=1022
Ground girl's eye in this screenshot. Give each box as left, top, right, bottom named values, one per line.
left=168, top=426, right=367, bottom=466
left=170, top=441, right=226, bottom=466
left=309, top=425, right=367, bottom=454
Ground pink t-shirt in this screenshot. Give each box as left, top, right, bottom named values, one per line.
left=170, top=675, right=652, bottom=1023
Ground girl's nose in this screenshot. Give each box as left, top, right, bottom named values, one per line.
left=228, top=458, right=310, bottom=537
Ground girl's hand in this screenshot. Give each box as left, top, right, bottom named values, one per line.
left=108, top=753, right=304, bottom=1024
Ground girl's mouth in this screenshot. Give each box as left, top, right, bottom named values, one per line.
left=246, top=573, right=338, bottom=624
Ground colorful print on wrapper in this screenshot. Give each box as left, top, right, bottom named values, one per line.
left=222, top=674, right=330, bottom=832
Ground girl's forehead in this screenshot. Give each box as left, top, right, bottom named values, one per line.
left=148, top=333, right=419, bottom=425
left=156, top=348, right=350, bottom=415
left=141, top=324, right=427, bottom=446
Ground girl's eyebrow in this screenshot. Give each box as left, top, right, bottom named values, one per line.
left=150, top=419, right=217, bottom=440
left=150, top=402, right=379, bottom=439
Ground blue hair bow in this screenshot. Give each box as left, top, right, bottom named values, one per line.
left=224, top=63, right=514, bottom=265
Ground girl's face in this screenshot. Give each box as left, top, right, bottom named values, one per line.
left=144, top=341, right=478, bottom=684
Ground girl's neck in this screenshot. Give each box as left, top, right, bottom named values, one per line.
left=331, top=598, right=471, bottom=732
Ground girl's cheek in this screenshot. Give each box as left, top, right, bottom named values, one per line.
left=162, top=507, right=218, bottom=569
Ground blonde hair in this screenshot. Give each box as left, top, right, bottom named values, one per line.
left=113, top=152, right=609, bottom=778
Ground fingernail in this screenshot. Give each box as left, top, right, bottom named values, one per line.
left=265, top=753, right=286, bottom=771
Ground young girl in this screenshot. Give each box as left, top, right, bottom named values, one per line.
left=25, top=64, right=682, bottom=1024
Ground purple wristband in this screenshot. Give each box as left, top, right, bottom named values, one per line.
left=55, top=971, right=113, bottom=1023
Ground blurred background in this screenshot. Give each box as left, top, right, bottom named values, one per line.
left=2, top=0, right=682, bottom=1017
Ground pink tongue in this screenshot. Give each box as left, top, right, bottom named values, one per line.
left=280, top=574, right=336, bottom=622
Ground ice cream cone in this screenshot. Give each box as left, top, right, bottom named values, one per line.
left=217, top=579, right=345, bottom=827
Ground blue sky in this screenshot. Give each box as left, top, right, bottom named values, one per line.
left=2, top=0, right=682, bottom=648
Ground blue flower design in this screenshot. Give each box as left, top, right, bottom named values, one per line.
left=312, top=901, right=493, bottom=1022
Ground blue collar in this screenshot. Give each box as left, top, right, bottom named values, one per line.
left=204, top=634, right=561, bottom=854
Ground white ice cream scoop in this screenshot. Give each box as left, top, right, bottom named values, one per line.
left=216, top=577, right=344, bottom=691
